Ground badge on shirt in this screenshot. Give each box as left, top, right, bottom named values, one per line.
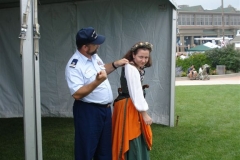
left=70, top=59, right=78, bottom=68
left=97, top=60, right=105, bottom=70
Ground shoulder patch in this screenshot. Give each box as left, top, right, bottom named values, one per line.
left=69, top=59, right=78, bottom=68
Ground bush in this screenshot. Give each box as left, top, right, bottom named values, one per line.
left=205, top=44, right=240, bottom=72
left=210, top=69, right=216, bottom=75
left=181, top=71, right=187, bottom=77
left=176, top=53, right=211, bottom=73
left=226, top=70, right=234, bottom=74
left=176, top=44, right=240, bottom=75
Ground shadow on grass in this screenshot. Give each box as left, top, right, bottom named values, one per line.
left=0, top=117, right=74, bottom=160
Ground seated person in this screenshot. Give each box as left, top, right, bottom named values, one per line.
left=187, top=67, right=192, bottom=79
left=187, top=65, right=197, bottom=79
left=198, top=66, right=203, bottom=74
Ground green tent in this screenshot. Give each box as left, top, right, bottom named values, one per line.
left=188, top=44, right=212, bottom=51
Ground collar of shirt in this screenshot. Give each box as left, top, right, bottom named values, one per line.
left=75, top=50, right=90, bottom=65
left=76, top=50, right=101, bottom=66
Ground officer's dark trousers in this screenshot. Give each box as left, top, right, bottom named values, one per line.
left=73, top=100, right=112, bottom=160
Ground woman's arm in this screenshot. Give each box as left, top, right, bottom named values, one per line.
left=124, top=64, right=148, bottom=111
left=125, top=64, right=152, bottom=125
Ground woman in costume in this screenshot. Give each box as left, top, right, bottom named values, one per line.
left=112, top=42, right=153, bottom=160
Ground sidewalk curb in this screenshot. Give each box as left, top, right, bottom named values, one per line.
left=175, top=73, right=240, bottom=81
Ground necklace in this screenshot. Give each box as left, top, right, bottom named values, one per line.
left=139, top=68, right=145, bottom=82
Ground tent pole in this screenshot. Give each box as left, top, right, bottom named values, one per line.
left=170, top=8, right=177, bottom=127
left=33, top=0, right=42, bottom=159
left=20, top=0, right=42, bottom=159
left=20, top=0, right=37, bottom=159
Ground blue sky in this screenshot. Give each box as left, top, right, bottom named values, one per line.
left=174, top=0, right=240, bottom=10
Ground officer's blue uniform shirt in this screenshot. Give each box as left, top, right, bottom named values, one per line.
left=65, top=50, right=113, bottom=104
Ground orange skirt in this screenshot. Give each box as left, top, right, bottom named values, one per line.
left=112, top=98, right=152, bottom=160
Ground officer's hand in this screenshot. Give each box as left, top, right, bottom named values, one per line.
left=96, top=70, right=107, bottom=82
left=114, top=58, right=129, bottom=67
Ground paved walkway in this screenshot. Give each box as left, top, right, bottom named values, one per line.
left=175, top=73, right=240, bottom=86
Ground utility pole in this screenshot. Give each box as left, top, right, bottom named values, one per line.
left=221, top=0, right=225, bottom=44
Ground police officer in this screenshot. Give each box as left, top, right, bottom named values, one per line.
left=65, top=27, right=128, bottom=160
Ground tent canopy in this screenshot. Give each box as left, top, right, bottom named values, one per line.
left=188, top=44, right=212, bottom=51
left=0, top=0, right=177, bottom=126
left=230, top=36, right=240, bottom=43
left=203, top=42, right=220, bottom=49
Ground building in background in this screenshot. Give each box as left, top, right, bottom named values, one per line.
left=230, top=30, right=240, bottom=49
left=177, top=5, right=240, bottom=52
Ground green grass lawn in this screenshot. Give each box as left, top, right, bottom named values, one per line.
left=0, top=85, right=240, bottom=160
left=151, top=85, right=240, bottom=160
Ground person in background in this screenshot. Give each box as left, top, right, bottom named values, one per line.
left=199, top=65, right=203, bottom=74
left=65, top=27, right=128, bottom=160
left=187, top=65, right=197, bottom=80
left=198, top=65, right=204, bottom=80
left=112, top=42, right=153, bottom=160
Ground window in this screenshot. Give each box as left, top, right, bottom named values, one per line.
left=217, top=15, right=222, bottom=25
left=177, top=14, right=181, bottom=25
left=182, top=15, right=186, bottom=25
left=201, top=15, right=204, bottom=25
left=205, top=15, right=209, bottom=25
left=209, top=15, right=212, bottom=25
left=178, top=14, right=195, bottom=26
left=196, top=15, right=201, bottom=25
left=229, top=16, right=234, bottom=25
left=213, top=15, right=222, bottom=25
left=204, top=15, right=213, bottom=25
left=224, top=16, right=228, bottom=25
left=213, top=16, right=217, bottom=25
left=191, top=15, right=194, bottom=25
left=186, top=15, right=191, bottom=25
left=233, top=16, right=240, bottom=25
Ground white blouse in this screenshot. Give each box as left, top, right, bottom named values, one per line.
left=124, top=64, right=149, bottom=111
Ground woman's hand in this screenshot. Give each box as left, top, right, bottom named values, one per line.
left=140, top=111, right=152, bottom=125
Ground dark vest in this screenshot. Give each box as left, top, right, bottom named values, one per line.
left=114, top=66, right=146, bottom=103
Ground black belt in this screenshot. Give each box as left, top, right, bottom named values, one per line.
left=113, top=93, right=130, bottom=103
left=75, top=100, right=111, bottom=108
